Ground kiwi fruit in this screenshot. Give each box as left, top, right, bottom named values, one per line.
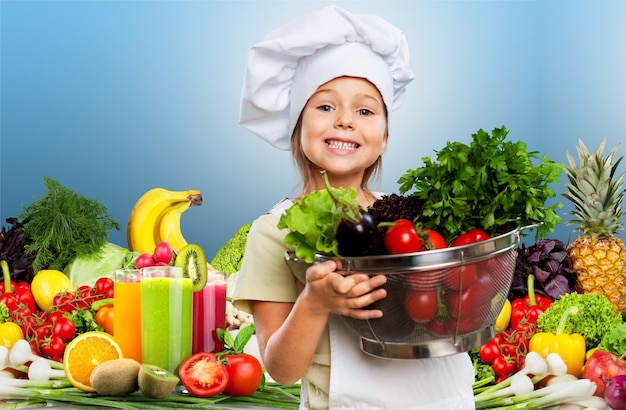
left=138, top=363, right=180, bottom=399
left=90, top=358, right=140, bottom=396
left=174, top=243, right=208, bottom=292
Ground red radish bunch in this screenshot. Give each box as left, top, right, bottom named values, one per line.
left=135, top=241, right=174, bottom=269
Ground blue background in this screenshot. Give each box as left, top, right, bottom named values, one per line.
left=1, top=0, right=625, bottom=259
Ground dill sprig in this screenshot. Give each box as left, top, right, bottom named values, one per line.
left=19, top=176, right=120, bottom=271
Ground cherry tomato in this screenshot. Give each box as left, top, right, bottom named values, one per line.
left=52, top=317, right=76, bottom=342
left=95, top=305, right=115, bottom=335
left=52, top=292, right=76, bottom=312
left=222, top=353, right=264, bottom=396
left=75, top=285, right=96, bottom=309
left=179, top=352, right=229, bottom=398
left=384, top=219, right=422, bottom=254
left=135, top=253, right=156, bottom=270
left=40, top=335, right=65, bottom=358
left=95, top=277, right=115, bottom=299
left=450, top=228, right=490, bottom=247
left=492, top=354, right=517, bottom=378
left=478, top=339, right=501, bottom=364
left=153, top=241, right=174, bottom=264
left=47, top=310, right=67, bottom=324
left=403, top=289, right=439, bottom=323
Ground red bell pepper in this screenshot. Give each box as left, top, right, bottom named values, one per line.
left=0, top=260, right=36, bottom=315
left=510, top=274, right=552, bottom=331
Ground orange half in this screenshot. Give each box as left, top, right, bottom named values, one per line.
left=63, top=331, right=123, bottom=392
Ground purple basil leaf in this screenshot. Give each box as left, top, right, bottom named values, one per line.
left=542, top=273, right=572, bottom=299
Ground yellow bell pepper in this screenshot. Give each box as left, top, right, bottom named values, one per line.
left=495, top=298, right=512, bottom=332
left=529, top=305, right=586, bottom=377
left=0, top=322, right=24, bottom=348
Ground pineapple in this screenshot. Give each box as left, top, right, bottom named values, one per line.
left=564, top=139, right=626, bottom=312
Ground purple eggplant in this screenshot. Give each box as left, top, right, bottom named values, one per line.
left=336, top=209, right=384, bottom=257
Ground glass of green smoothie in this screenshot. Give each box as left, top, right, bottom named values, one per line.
left=140, top=265, right=193, bottom=374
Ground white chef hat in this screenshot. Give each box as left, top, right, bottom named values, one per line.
left=239, top=5, right=414, bottom=150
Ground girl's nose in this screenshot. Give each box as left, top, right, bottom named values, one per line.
left=335, top=110, right=354, bottom=129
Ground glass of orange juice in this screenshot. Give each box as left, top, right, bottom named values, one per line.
left=113, top=269, right=142, bottom=362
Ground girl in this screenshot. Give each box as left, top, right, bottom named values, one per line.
left=233, top=6, right=475, bottom=409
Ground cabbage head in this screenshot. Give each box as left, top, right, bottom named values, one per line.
left=65, top=242, right=137, bottom=288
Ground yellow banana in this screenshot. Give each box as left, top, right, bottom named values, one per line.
left=126, top=188, right=202, bottom=254
left=154, top=193, right=203, bottom=252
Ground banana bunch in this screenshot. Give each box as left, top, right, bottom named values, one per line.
left=127, top=188, right=203, bottom=254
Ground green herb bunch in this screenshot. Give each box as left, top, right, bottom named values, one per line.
left=19, top=176, right=121, bottom=271
left=398, top=126, right=563, bottom=239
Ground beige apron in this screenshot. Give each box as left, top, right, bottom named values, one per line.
left=326, top=315, right=476, bottom=410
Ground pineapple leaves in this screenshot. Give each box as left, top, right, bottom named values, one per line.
left=398, top=126, right=564, bottom=239
left=563, top=138, right=626, bottom=238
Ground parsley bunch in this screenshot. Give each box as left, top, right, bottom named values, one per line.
left=398, top=126, right=563, bottom=239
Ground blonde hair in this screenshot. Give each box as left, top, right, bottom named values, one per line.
left=290, top=111, right=388, bottom=194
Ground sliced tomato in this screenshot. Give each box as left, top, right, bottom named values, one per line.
left=179, top=352, right=229, bottom=398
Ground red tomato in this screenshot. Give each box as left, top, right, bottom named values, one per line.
left=478, top=339, right=501, bottom=364
left=384, top=219, right=421, bottom=254
left=445, top=282, right=487, bottom=319
left=426, top=316, right=454, bottom=338
left=450, top=228, right=490, bottom=247
left=52, top=317, right=76, bottom=342
left=492, top=354, right=517, bottom=378
left=95, top=277, right=114, bottom=299
left=403, top=289, right=439, bottom=323
left=223, top=353, right=264, bottom=396
left=153, top=241, right=174, bottom=264
left=40, top=335, right=65, bottom=359
left=420, top=229, right=447, bottom=250
left=442, top=264, right=477, bottom=291
left=179, top=353, right=229, bottom=398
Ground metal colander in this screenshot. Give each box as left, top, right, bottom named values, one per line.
left=299, top=226, right=521, bottom=359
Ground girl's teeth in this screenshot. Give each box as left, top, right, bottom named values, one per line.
left=327, top=140, right=357, bottom=150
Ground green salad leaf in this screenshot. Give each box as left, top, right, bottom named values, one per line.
left=277, top=179, right=360, bottom=263
left=398, top=126, right=563, bottom=239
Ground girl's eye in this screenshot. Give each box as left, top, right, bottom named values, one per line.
left=358, top=108, right=373, bottom=116
left=317, top=104, right=333, bottom=112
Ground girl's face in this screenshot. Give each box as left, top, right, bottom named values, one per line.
left=300, top=77, right=387, bottom=183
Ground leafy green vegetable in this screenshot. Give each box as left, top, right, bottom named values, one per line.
left=0, top=302, right=9, bottom=323
left=469, top=348, right=495, bottom=384
left=210, top=222, right=253, bottom=276
left=398, top=126, right=563, bottom=239
left=67, top=308, right=102, bottom=335
left=19, top=176, right=121, bottom=271
left=64, top=242, right=137, bottom=288
left=278, top=177, right=361, bottom=263
left=599, top=322, right=626, bottom=356
left=537, top=292, right=623, bottom=349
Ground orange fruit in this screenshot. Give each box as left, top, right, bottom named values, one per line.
left=63, top=331, right=123, bottom=392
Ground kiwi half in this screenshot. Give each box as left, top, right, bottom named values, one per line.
left=174, top=243, right=208, bottom=292
left=138, top=363, right=180, bottom=399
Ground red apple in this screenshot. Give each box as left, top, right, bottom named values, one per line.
left=582, top=349, right=626, bottom=397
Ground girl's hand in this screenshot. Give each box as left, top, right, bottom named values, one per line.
left=303, top=260, right=387, bottom=319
